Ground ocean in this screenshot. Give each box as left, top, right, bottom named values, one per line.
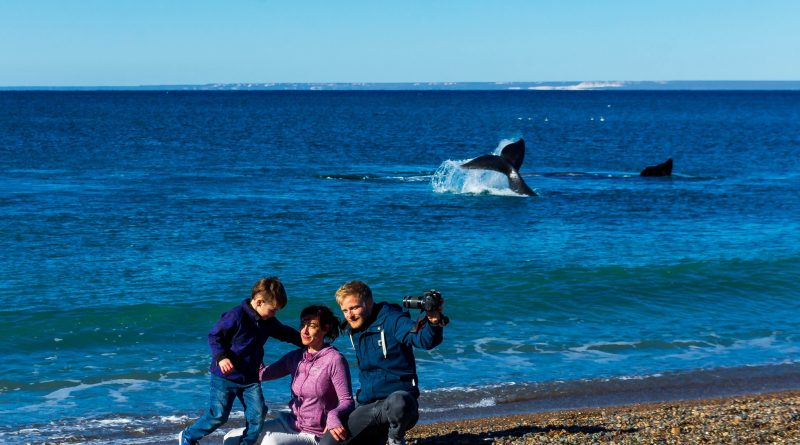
left=1, top=90, right=798, bottom=444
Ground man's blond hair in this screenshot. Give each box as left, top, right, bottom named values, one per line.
left=335, top=280, right=372, bottom=306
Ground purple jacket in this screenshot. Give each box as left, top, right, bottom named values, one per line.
left=208, top=298, right=302, bottom=384
left=260, top=345, right=354, bottom=437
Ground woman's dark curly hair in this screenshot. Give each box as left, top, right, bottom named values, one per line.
left=300, top=304, right=341, bottom=342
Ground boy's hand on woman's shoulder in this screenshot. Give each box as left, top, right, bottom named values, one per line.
left=219, top=358, right=235, bottom=375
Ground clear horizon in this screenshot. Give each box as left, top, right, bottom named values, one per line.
left=3, top=81, right=800, bottom=91
left=2, top=1, right=799, bottom=87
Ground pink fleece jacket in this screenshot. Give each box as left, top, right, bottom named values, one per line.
left=260, top=345, right=354, bottom=437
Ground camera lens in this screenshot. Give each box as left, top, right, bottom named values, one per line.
left=402, top=295, right=423, bottom=310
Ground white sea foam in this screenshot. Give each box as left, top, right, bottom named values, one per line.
left=571, top=341, right=639, bottom=352
left=431, top=160, right=522, bottom=197
left=473, top=337, right=527, bottom=356
left=95, top=417, right=134, bottom=426
left=43, top=378, right=150, bottom=405
left=16, top=427, right=43, bottom=434
left=420, top=397, right=497, bottom=412
left=110, top=388, right=129, bottom=403
left=617, top=373, right=663, bottom=380
left=394, top=174, right=431, bottom=182
left=562, top=341, right=632, bottom=363
left=663, top=333, right=791, bottom=361
left=159, top=414, right=191, bottom=423
left=731, top=334, right=777, bottom=349
left=44, top=383, right=90, bottom=402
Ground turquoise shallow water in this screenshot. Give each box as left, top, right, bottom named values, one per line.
left=0, top=91, right=799, bottom=443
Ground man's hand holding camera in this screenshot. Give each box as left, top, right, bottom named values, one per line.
left=403, top=289, right=449, bottom=330
left=425, top=305, right=445, bottom=326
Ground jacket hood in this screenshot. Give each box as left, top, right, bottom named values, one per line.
left=347, top=302, right=401, bottom=334
left=303, top=344, right=338, bottom=362
left=371, top=302, right=394, bottom=325
left=240, top=298, right=260, bottom=321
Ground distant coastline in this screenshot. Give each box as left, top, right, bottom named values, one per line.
left=2, top=80, right=800, bottom=91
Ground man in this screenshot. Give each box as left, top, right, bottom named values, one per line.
left=320, top=280, right=445, bottom=445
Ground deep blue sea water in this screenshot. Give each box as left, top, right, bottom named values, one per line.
left=1, top=91, right=799, bottom=444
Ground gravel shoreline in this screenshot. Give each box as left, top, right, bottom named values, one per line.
left=407, top=390, right=800, bottom=444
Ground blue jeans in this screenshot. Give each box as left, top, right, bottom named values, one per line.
left=183, top=374, right=267, bottom=445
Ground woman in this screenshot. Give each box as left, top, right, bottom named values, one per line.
left=224, top=305, right=354, bottom=445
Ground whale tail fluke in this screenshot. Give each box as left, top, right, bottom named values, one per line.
left=500, top=138, right=525, bottom=170
left=460, top=139, right=536, bottom=196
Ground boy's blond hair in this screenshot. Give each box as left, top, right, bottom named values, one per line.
left=251, top=276, right=288, bottom=309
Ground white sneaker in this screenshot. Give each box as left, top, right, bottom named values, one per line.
left=178, top=430, right=197, bottom=445
left=388, top=438, right=406, bottom=445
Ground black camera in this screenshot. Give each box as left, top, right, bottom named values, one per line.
left=402, top=290, right=448, bottom=331
left=402, top=289, right=443, bottom=312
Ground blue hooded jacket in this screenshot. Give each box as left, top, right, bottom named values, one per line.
left=208, top=298, right=302, bottom=384
left=346, top=302, right=444, bottom=404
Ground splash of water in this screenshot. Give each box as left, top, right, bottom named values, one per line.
left=431, top=139, right=524, bottom=196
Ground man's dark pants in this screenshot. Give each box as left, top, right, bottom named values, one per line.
left=320, top=391, right=418, bottom=445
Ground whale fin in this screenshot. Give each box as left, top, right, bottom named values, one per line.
left=640, top=158, right=673, bottom=176
left=500, top=139, right=525, bottom=171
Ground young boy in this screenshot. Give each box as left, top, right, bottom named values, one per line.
left=179, top=277, right=303, bottom=445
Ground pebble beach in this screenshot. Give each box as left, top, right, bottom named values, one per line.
left=407, top=390, right=800, bottom=444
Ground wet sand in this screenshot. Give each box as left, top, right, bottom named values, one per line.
left=407, top=390, right=800, bottom=444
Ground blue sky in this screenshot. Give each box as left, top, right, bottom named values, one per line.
left=1, top=0, right=798, bottom=86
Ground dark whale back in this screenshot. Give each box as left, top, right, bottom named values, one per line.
left=640, top=158, right=673, bottom=176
